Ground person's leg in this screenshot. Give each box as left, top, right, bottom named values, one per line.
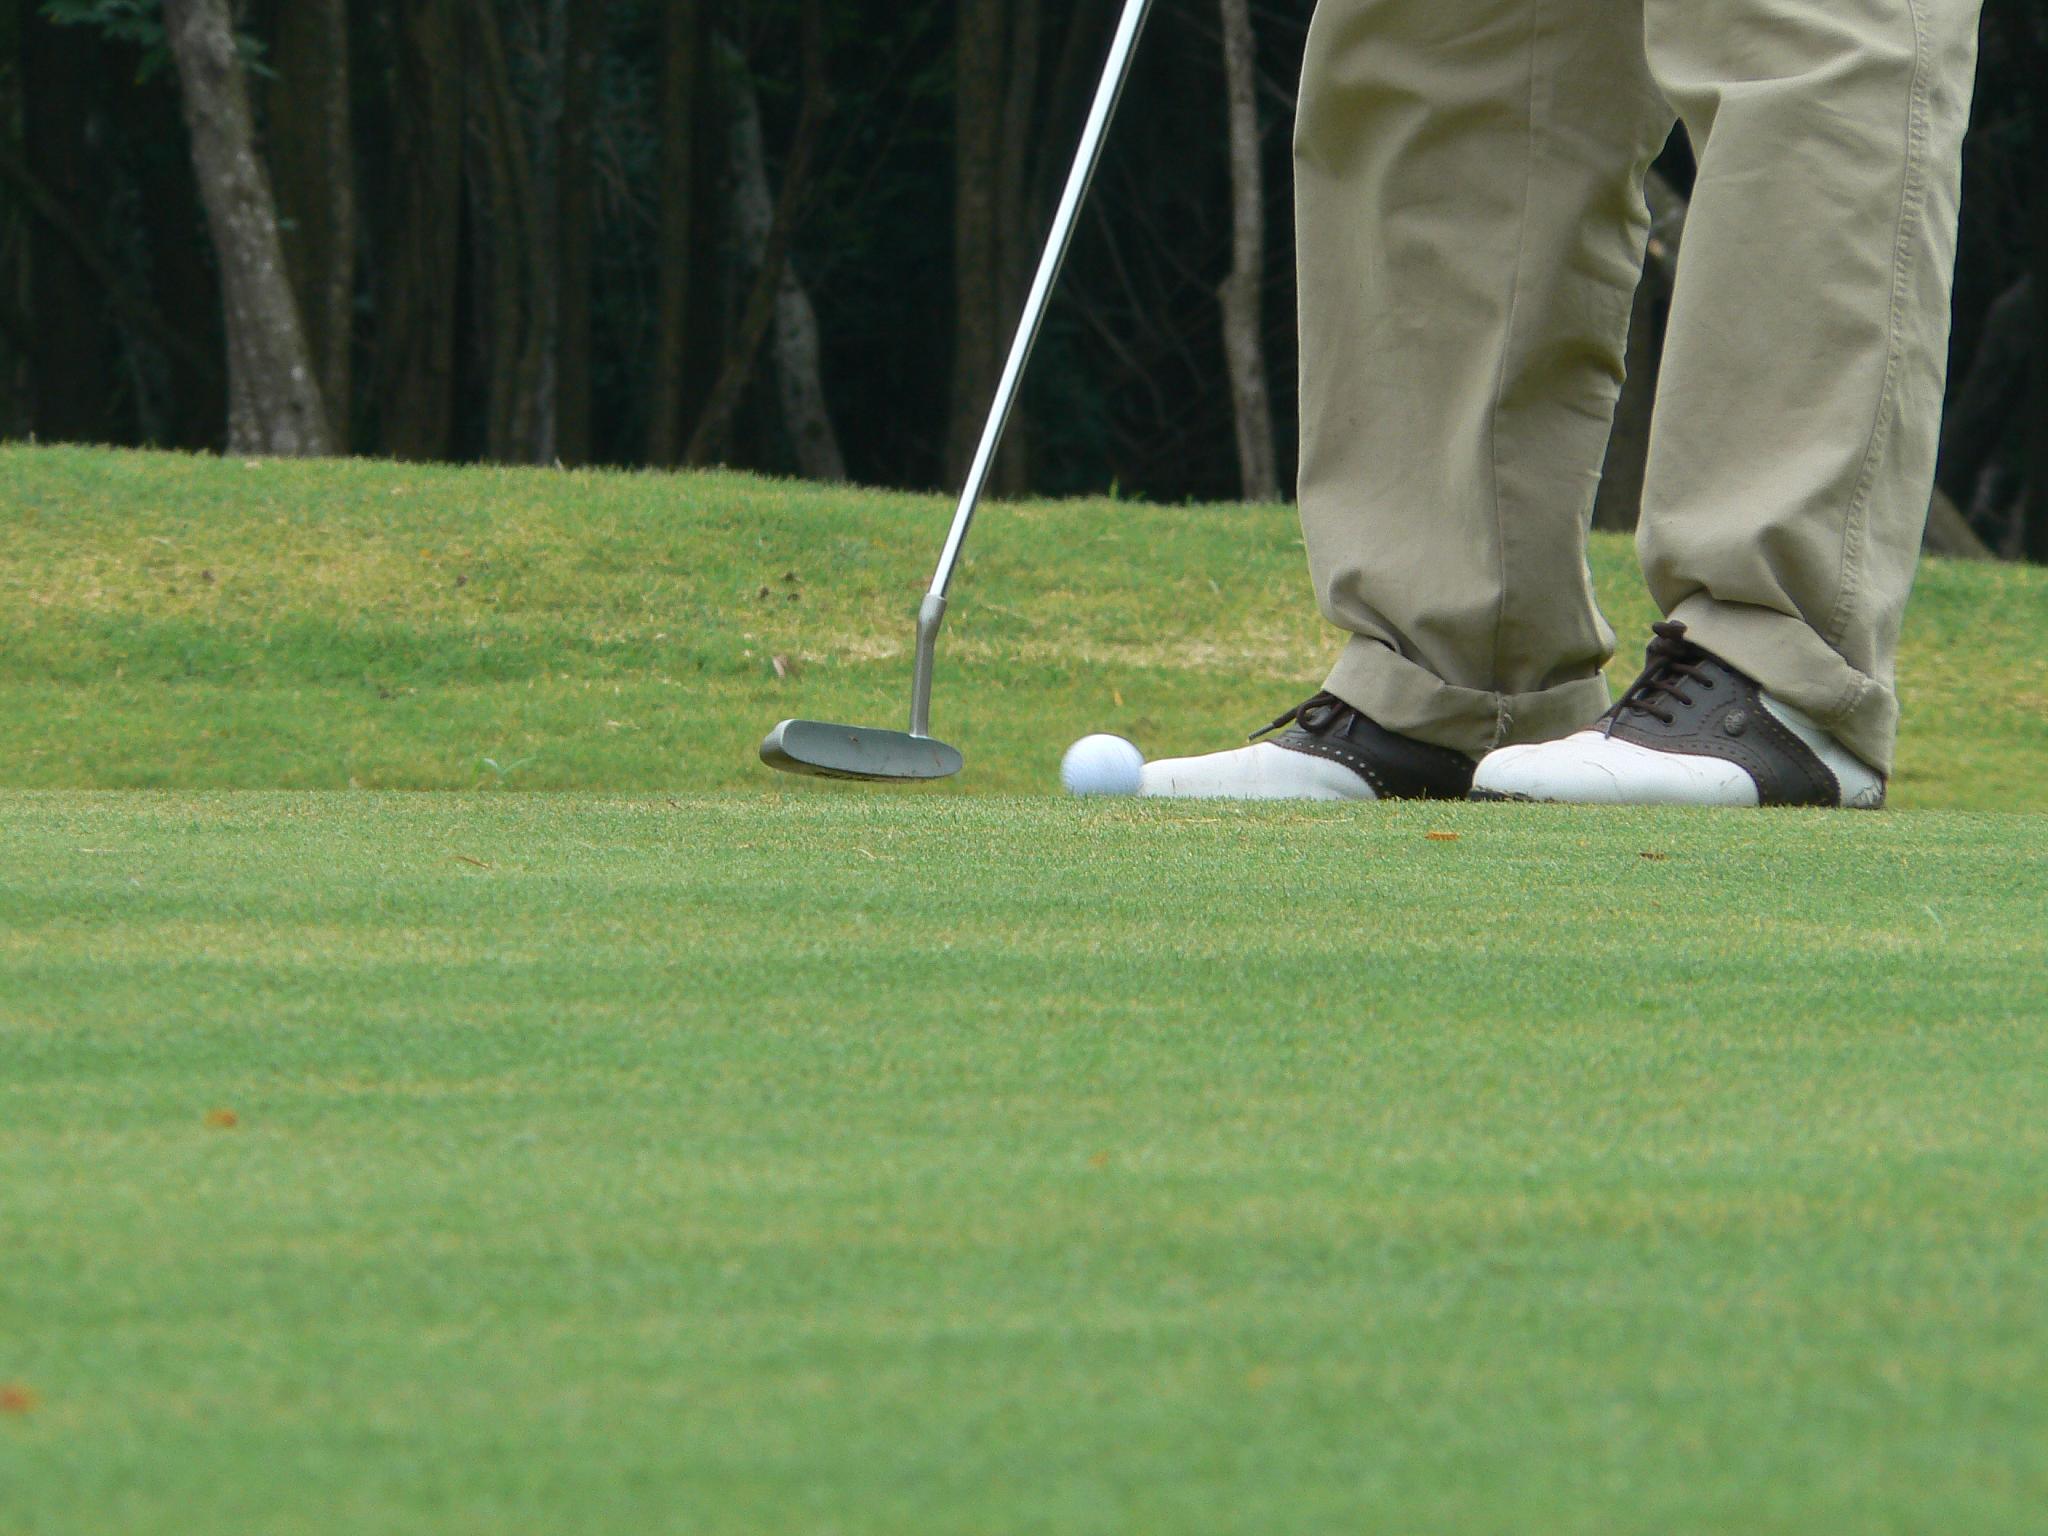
left=1144, top=0, right=1671, bottom=799
left=1143, top=0, right=1671, bottom=801
left=1295, top=0, right=1667, bottom=755
left=1639, top=0, right=1982, bottom=780
left=1474, top=0, right=1983, bottom=806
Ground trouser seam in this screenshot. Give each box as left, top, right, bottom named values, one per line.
left=1825, top=0, right=1933, bottom=651
left=1483, top=0, right=1546, bottom=752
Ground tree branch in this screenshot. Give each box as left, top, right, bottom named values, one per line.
left=684, top=1, right=829, bottom=467
left=0, top=145, right=220, bottom=386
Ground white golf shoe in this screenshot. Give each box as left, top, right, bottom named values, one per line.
left=1471, top=623, right=1886, bottom=809
left=1141, top=691, right=1478, bottom=801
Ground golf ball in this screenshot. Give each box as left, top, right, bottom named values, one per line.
left=1061, top=734, right=1145, bottom=797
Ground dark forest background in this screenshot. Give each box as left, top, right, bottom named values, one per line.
left=2, top=0, right=2045, bottom=562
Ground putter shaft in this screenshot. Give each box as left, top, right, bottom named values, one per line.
left=907, top=0, right=1156, bottom=740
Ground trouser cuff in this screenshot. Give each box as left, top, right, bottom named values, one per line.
left=1668, top=595, right=1897, bottom=776
left=1324, top=637, right=1613, bottom=758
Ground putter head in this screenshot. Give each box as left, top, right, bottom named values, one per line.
left=760, top=719, right=964, bottom=783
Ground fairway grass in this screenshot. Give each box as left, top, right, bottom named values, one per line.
left=4, top=794, right=2047, bottom=1533
left=4, top=447, right=2047, bottom=1529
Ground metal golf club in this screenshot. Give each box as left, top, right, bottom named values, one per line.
left=761, top=0, right=1157, bottom=783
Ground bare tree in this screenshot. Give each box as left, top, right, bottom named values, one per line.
left=377, top=0, right=464, bottom=462
left=946, top=0, right=1006, bottom=488
left=1937, top=276, right=2031, bottom=553
left=725, top=39, right=846, bottom=481
left=470, top=0, right=550, bottom=462
left=648, top=0, right=701, bottom=465
left=163, top=0, right=330, bottom=455
left=1593, top=169, right=1688, bottom=534
left=1927, top=484, right=1996, bottom=561
left=685, top=0, right=830, bottom=467
left=1217, top=0, right=1278, bottom=502
left=556, top=0, right=603, bottom=465
left=2027, top=21, right=2048, bottom=565
left=270, top=0, right=353, bottom=448
left=991, top=0, right=1042, bottom=493
left=20, top=10, right=114, bottom=442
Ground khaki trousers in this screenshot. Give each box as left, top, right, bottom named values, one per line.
left=1296, top=0, right=1982, bottom=774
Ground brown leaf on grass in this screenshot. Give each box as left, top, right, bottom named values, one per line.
left=1640, top=851, right=1670, bottom=862
left=204, top=1108, right=239, bottom=1129
left=1088, top=1150, right=1111, bottom=1170
left=1426, top=831, right=1461, bottom=843
left=771, top=655, right=793, bottom=680
left=452, top=854, right=493, bottom=870
left=0, top=1384, right=39, bottom=1414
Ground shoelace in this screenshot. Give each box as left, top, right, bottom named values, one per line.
left=1250, top=690, right=1352, bottom=743
left=1606, top=621, right=1718, bottom=733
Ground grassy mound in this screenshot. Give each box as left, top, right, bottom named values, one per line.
left=2, top=446, right=2042, bottom=807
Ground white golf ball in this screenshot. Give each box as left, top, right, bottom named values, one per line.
left=1061, top=734, right=1145, bottom=797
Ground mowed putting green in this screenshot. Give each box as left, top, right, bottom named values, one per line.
left=2, top=447, right=2047, bottom=1531
left=4, top=797, right=2046, bottom=1532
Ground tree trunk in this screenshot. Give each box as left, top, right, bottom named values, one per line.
left=725, top=43, right=845, bottom=481
left=1594, top=169, right=1688, bottom=533
left=1217, top=0, right=1278, bottom=503
left=1592, top=261, right=1667, bottom=533
left=20, top=9, right=114, bottom=442
left=0, top=4, right=25, bottom=438
left=1935, top=275, right=2030, bottom=528
left=771, top=271, right=846, bottom=483
left=684, top=4, right=830, bottom=467
left=0, top=145, right=219, bottom=394
left=377, top=0, right=464, bottom=461
left=990, top=0, right=1041, bottom=495
left=946, top=0, right=1006, bottom=488
left=2027, top=57, right=2048, bottom=566
left=556, top=0, right=603, bottom=465
left=470, top=0, right=549, bottom=463
left=1035, top=0, right=1113, bottom=220
left=163, top=0, right=331, bottom=456
left=1925, top=484, right=1996, bottom=561
left=134, top=68, right=227, bottom=449
left=648, top=0, right=701, bottom=465
left=270, top=0, right=354, bottom=448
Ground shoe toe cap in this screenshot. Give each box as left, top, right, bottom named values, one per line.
left=1473, top=732, right=1759, bottom=806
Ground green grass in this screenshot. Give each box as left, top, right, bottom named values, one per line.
left=2, top=445, right=2043, bottom=806
left=2, top=447, right=2047, bottom=1531
left=4, top=796, right=2046, bottom=1533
